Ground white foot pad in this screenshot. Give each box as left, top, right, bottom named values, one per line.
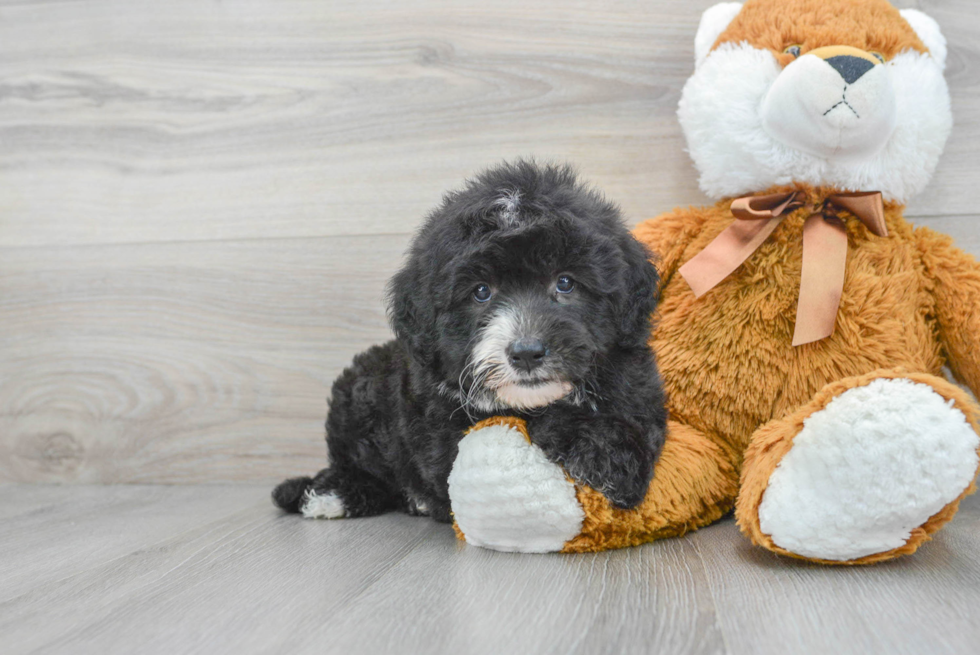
left=448, top=423, right=584, bottom=553
left=759, top=378, right=979, bottom=560
left=301, top=490, right=346, bottom=519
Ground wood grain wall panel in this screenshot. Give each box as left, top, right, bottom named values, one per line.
left=2, top=0, right=972, bottom=250
left=1, top=0, right=978, bottom=483
left=0, top=234, right=409, bottom=483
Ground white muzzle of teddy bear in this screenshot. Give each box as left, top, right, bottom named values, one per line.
left=761, top=47, right=897, bottom=162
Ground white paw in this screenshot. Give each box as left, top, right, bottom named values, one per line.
left=301, top=490, right=346, bottom=519
left=448, top=423, right=584, bottom=553
left=759, top=378, right=979, bottom=561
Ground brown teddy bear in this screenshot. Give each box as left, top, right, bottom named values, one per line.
left=446, top=0, right=980, bottom=564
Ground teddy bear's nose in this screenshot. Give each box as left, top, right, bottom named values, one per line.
left=825, top=55, right=876, bottom=84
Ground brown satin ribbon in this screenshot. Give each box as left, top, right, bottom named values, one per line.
left=678, top=191, right=887, bottom=346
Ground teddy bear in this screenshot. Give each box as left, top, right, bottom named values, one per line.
left=445, top=0, right=980, bottom=564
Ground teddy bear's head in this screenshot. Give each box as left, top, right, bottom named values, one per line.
left=679, top=0, right=950, bottom=203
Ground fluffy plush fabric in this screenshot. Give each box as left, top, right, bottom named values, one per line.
left=679, top=0, right=952, bottom=202
left=454, top=416, right=739, bottom=554
left=635, top=185, right=978, bottom=468
left=694, top=3, right=744, bottom=67
left=898, top=10, right=947, bottom=70
left=738, top=371, right=980, bottom=564
left=272, top=161, right=668, bottom=522
left=446, top=0, right=980, bottom=562
left=448, top=418, right=585, bottom=553
left=628, top=183, right=980, bottom=561
left=757, top=377, right=979, bottom=561
left=712, top=0, right=928, bottom=60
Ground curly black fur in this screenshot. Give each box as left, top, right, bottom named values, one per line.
left=273, top=160, right=668, bottom=522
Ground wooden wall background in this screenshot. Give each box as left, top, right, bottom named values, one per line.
left=1, top=0, right=977, bottom=484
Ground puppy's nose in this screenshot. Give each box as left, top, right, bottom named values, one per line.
left=825, top=55, right=875, bottom=84
left=508, top=338, right=546, bottom=373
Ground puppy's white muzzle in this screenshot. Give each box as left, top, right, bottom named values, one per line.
left=761, top=50, right=897, bottom=162
left=469, top=305, right=572, bottom=411
left=494, top=380, right=572, bottom=410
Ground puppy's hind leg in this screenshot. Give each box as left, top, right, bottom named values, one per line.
left=271, top=475, right=315, bottom=514
left=297, top=466, right=401, bottom=519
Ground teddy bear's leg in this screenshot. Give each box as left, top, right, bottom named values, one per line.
left=563, top=419, right=739, bottom=552
left=448, top=417, right=585, bottom=553
left=448, top=417, right=738, bottom=553
left=736, top=370, right=980, bottom=564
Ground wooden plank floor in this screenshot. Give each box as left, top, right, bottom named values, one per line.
left=1, top=484, right=978, bottom=655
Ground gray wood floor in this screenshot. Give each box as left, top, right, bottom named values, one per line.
left=2, top=484, right=978, bottom=655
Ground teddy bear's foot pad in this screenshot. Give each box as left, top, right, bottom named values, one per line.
left=448, top=422, right=584, bottom=553
left=758, top=378, right=979, bottom=561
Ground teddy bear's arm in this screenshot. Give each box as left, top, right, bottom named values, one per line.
left=916, top=226, right=980, bottom=395
left=632, top=206, right=711, bottom=286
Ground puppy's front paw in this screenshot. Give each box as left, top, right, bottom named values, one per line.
left=448, top=419, right=584, bottom=553
left=562, top=445, right=651, bottom=510
left=533, top=415, right=656, bottom=511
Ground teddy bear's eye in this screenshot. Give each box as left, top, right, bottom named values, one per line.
left=784, top=45, right=802, bottom=58
left=870, top=51, right=886, bottom=63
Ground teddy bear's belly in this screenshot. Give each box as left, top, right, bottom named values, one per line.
left=651, top=257, right=943, bottom=462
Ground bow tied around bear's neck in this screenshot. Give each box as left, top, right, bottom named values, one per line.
left=679, top=190, right=887, bottom=346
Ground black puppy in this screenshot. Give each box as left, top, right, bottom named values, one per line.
left=273, top=161, right=667, bottom=522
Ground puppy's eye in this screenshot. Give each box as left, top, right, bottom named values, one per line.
left=473, top=284, right=492, bottom=303
left=555, top=275, right=575, bottom=294
left=784, top=45, right=802, bottom=58
left=870, top=51, right=886, bottom=63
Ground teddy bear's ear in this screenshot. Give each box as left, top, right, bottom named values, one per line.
left=694, top=3, right=743, bottom=68
left=900, top=9, right=947, bottom=71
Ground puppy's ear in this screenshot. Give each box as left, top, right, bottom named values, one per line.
left=617, top=237, right=660, bottom=349
left=386, top=256, right=435, bottom=366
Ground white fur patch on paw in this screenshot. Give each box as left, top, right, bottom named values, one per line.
left=758, top=378, right=980, bottom=561
left=448, top=424, right=584, bottom=553
left=301, top=490, right=346, bottom=519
